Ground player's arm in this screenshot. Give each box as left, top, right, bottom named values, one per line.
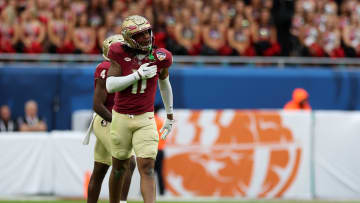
left=106, top=60, right=157, bottom=93
left=158, top=67, right=174, bottom=139
left=93, top=78, right=112, bottom=122
left=106, top=59, right=136, bottom=93
left=159, top=68, right=173, bottom=120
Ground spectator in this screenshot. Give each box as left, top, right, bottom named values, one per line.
left=174, top=8, right=201, bottom=55
left=0, top=0, right=7, bottom=11
left=162, top=9, right=186, bottom=55
left=0, top=6, right=20, bottom=53
left=298, top=0, right=316, bottom=14
left=153, top=11, right=168, bottom=48
left=291, top=1, right=305, bottom=38
left=198, top=4, right=212, bottom=25
left=48, top=0, right=60, bottom=10
left=1, top=0, right=359, bottom=58
left=192, top=0, right=204, bottom=26
left=87, top=0, right=103, bottom=28
left=218, top=1, right=232, bottom=28
left=98, top=0, right=110, bottom=13
left=47, top=6, right=75, bottom=53
left=112, top=0, right=126, bottom=27
left=227, top=15, right=255, bottom=56
left=144, top=5, right=154, bottom=26
left=37, top=0, right=52, bottom=25
left=245, top=0, right=264, bottom=23
left=18, top=100, right=47, bottom=132
left=290, top=1, right=305, bottom=56
left=184, top=0, right=198, bottom=18
left=252, top=8, right=281, bottom=56
left=318, top=0, right=338, bottom=15
left=19, top=8, right=45, bottom=53
left=298, top=12, right=323, bottom=57
left=73, top=13, right=98, bottom=54
left=97, top=12, right=119, bottom=49
left=156, top=0, right=174, bottom=20
left=263, top=0, right=274, bottom=10
left=0, top=105, right=18, bottom=132
left=342, top=13, right=360, bottom=57
left=62, top=0, right=76, bottom=25
left=284, top=88, right=312, bottom=111
left=201, top=12, right=232, bottom=55
left=320, top=14, right=344, bottom=58
left=210, top=0, right=222, bottom=11
left=234, top=0, right=245, bottom=16
left=127, top=2, right=142, bottom=16
left=70, top=0, right=87, bottom=18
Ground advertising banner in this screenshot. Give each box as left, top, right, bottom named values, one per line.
left=314, top=111, right=360, bottom=199
left=163, top=110, right=312, bottom=199
left=1, top=110, right=360, bottom=200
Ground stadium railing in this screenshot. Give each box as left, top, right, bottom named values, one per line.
left=0, top=54, right=360, bottom=67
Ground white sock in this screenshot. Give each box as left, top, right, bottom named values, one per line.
left=120, top=201, right=127, bottom=203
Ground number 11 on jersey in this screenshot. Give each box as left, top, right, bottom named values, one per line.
left=131, top=70, right=147, bottom=94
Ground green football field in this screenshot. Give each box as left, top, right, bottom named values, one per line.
left=1, top=200, right=360, bottom=203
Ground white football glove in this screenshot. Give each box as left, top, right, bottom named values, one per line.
left=137, top=63, right=157, bottom=79
left=160, top=118, right=175, bottom=140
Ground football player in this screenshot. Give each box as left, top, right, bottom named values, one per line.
left=106, top=15, right=174, bottom=203
left=85, top=34, right=136, bottom=203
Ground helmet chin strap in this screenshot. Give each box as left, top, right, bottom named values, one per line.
left=148, top=30, right=154, bottom=60
left=129, top=30, right=154, bottom=57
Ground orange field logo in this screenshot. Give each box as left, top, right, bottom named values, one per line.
left=164, top=110, right=302, bottom=198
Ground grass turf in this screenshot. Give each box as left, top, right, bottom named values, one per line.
left=1, top=201, right=360, bottom=203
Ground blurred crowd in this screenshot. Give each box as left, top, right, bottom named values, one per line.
left=0, top=0, right=358, bottom=57
left=291, top=0, right=360, bottom=57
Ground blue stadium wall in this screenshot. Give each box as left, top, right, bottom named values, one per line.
left=1, top=64, right=359, bottom=130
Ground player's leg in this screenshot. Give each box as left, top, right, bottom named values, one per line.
left=136, top=157, right=156, bottom=203
left=87, top=162, right=109, bottom=203
left=120, top=155, right=136, bottom=202
left=109, top=111, right=133, bottom=203
left=109, top=157, right=130, bottom=203
left=132, top=112, right=159, bottom=203
left=88, top=115, right=113, bottom=203
left=155, top=149, right=165, bottom=195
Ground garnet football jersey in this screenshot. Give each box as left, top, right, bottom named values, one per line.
left=107, top=43, right=173, bottom=115
left=94, top=61, right=115, bottom=112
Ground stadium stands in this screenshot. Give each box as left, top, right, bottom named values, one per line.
left=0, top=0, right=358, bottom=57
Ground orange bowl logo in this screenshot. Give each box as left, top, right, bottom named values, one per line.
left=164, top=110, right=302, bottom=198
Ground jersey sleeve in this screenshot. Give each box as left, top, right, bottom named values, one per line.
left=107, top=42, right=125, bottom=64
left=94, top=62, right=108, bottom=80
left=154, top=48, right=173, bottom=69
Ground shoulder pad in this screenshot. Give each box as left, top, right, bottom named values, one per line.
left=95, top=61, right=111, bottom=79
left=108, top=42, right=126, bottom=63
left=154, top=48, right=173, bottom=69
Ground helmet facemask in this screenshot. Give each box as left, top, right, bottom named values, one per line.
left=129, top=29, right=153, bottom=52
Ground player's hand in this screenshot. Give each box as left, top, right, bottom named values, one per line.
left=137, top=63, right=157, bottom=79
left=160, top=118, right=175, bottom=140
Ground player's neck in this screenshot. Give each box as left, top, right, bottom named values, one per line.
left=136, top=54, right=146, bottom=60
left=124, top=45, right=151, bottom=58
left=124, top=45, right=148, bottom=55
